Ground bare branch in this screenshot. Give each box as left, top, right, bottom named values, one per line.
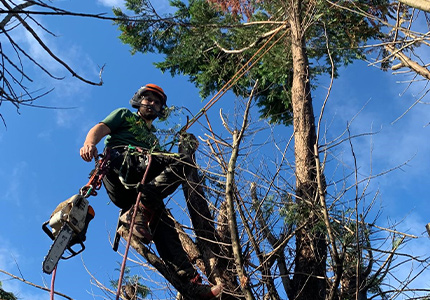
left=0, top=269, right=73, bottom=299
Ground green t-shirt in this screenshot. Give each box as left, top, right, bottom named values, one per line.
left=101, top=108, right=161, bottom=150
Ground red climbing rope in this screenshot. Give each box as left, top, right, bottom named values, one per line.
left=115, top=153, right=153, bottom=300
left=50, top=266, right=57, bottom=300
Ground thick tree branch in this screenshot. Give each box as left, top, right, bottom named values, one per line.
left=398, top=0, right=430, bottom=12
left=385, top=44, right=430, bottom=80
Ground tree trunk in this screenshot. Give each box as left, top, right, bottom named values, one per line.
left=179, top=134, right=241, bottom=296
left=289, top=0, right=327, bottom=299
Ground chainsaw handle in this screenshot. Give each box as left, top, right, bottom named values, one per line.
left=42, top=221, right=55, bottom=240
left=62, top=241, right=85, bottom=260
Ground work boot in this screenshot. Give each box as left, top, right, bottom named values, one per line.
left=186, top=274, right=223, bottom=300
left=119, top=204, right=154, bottom=244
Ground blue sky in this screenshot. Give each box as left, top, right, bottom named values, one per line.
left=1, top=0, right=430, bottom=299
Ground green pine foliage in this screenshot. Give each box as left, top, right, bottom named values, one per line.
left=0, top=282, right=17, bottom=300
left=126, top=116, right=160, bottom=151
left=110, top=265, right=151, bottom=299
left=113, top=0, right=390, bottom=125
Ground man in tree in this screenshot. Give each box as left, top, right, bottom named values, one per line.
left=80, top=84, right=222, bottom=299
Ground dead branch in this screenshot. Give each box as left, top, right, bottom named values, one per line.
left=0, top=269, right=73, bottom=299
left=385, top=44, right=430, bottom=80
left=0, top=0, right=103, bottom=86
left=214, top=24, right=288, bottom=54
left=223, top=90, right=255, bottom=300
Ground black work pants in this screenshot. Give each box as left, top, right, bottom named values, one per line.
left=102, top=148, right=196, bottom=278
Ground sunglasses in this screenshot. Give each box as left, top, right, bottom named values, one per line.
left=141, top=96, right=162, bottom=106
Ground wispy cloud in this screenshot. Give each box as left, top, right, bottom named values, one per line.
left=9, top=15, right=100, bottom=128
left=0, top=161, right=28, bottom=207
left=0, top=237, right=19, bottom=270
left=323, top=67, right=430, bottom=183
left=97, top=0, right=125, bottom=8
left=97, top=0, right=177, bottom=14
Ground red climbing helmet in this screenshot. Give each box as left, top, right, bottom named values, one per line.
left=130, top=84, right=167, bottom=109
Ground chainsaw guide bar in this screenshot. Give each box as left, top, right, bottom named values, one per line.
left=43, top=224, right=74, bottom=274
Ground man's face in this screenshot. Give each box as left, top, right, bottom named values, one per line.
left=138, top=92, right=162, bottom=120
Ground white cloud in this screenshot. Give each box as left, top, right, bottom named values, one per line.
left=55, top=108, right=76, bottom=128
left=0, top=238, right=19, bottom=270
left=322, top=71, right=430, bottom=187
left=0, top=10, right=99, bottom=115
left=97, top=0, right=124, bottom=8
left=0, top=161, right=28, bottom=207
left=7, top=16, right=100, bottom=128
left=96, top=0, right=176, bottom=14
left=8, top=22, right=62, bottom=75
left=37, top=129, right=53, bottom=141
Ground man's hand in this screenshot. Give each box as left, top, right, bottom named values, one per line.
left=80, top=144, right=98, bottom=162
left=80, top=123, right=111, bottom=162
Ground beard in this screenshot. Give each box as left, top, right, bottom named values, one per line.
left=138, top=105, right=158, bottom=120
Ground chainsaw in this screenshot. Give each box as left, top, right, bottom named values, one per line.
left=42, top=152, right=110, bottom=274
left=42, top=194, right=95, bottom=274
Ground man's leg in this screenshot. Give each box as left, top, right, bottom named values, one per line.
left=107, top=152, right=222, bottom=298
left=151, top=207, right=197, bottom=280
left=138, top=153, right=194, bottom=205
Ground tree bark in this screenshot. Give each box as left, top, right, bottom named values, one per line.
left=398, top=0, right=430, bottom=12
left=289, top=0, right=327, bottom=299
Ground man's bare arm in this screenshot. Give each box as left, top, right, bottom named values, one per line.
left=80, top=123, right=111, bottom=162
